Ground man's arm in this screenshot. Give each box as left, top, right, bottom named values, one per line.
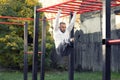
left=53, top=10, right=61, bottom=31
left=67, top=12, right=77, bottom=32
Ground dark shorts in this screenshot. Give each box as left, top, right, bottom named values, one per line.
left=56, top=42, right=73, bottom=56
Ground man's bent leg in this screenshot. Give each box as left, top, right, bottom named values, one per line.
left=56, top=43, right=73, bottom=56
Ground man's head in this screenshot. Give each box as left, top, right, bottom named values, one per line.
left=59, top=22, right=66, bottom=33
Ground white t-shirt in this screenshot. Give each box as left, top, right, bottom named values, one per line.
left=53, top=29, right=70, bottom=48
left=53, top=10, right=76, bottom=49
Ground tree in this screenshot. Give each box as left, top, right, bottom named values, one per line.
left=0, top=0, right=52, bottom=70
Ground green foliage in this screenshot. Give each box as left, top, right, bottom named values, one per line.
left=0, top=0, right=54, bottom=70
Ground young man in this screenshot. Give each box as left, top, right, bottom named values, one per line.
left=53, top=10, right=76, bottom=56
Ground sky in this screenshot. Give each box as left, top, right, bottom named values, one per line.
left=39, top=0, right=67, bottom=7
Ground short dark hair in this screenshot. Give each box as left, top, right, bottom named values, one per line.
left=60, top=22, right=66, bottom=25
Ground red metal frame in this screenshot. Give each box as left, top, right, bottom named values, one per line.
left=107, top=39, right=120, bottom=45
left=0, top=15, right=57, bottom=21
left=0, top=16, right=34, bottom=26
left=0, top=22, right=23, bottom=26
left=1, top=0, right=120, bottom=21
left=0, top=16, right=41, bottom=25
left=0, top=16, right=34, bottom=21
left=37, top=0, right=120, bottom=14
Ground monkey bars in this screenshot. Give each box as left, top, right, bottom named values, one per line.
left=32, top=0, right=120, bottom=80
left=37, top=0, right=120, bottom=14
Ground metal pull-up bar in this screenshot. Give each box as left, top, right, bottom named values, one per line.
left=107, top=39, right=120, bottom=45
left=0, top=15, right=68, bottom=21
left=0, top=22, right=23, bottom=26
left=0, top=16, right=34, bottom=21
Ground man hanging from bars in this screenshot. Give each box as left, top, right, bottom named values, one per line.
left=53, top=9, right=76, bottom=56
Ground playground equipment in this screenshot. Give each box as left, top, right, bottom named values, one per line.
left=33, top=0, right=120, bottom=80
left=0, top=21, right=28, bottom=80
left=0, top=16, right=34, bottom=20
left=0, top=17, right=41, bottom=80
left=1, top=0, right=120, bottom=80
left=0, top=21, right=27, bottom=80
left=0, top=21, right=24, bottom=26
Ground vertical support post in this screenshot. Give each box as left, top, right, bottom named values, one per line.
left=102, top=0, right=111, bottom=80
left=24, top=22, right=28, bottom=80
left=40, top=17, right=46, bottom=80
left=32, top=6, right=40, bottom=80
left=69, top=12, right=74, bottom=80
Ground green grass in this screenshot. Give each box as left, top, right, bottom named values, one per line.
left=0, top=71, right=120, bottom=80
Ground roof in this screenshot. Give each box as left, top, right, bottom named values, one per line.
left=37, top=0, right=120, bottom=14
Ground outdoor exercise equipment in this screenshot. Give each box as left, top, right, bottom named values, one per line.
left=0, top=18, right=41, bottom=80
left=23, top=22, right=41, bottom=80
left=0, top=16, right=34, bottom=20
left=33, top=0, right=120, bottom=80
left=0, top=21, right=28, bottom=80
left=0, top=22, right=24, bottom=26
left=0, top=21, right=27, bottom=80
left=1, top=0, right=120, bottom=80
left=107, top=39, right=120, bottom=45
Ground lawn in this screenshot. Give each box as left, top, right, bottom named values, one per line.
left=0, top=71, right=120, bottom=80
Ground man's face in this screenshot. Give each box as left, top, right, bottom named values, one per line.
left=60, top=23, right=66, bottom=33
